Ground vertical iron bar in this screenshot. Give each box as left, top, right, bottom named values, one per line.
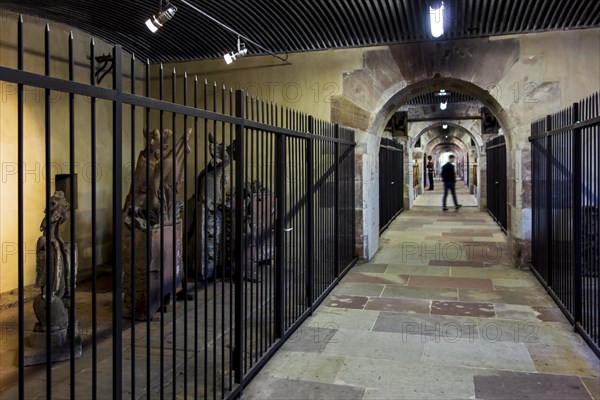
left=145, top=59, right=152, bottom=400
left=171, top=67, right=177, bottom=400
left=129, top=53, right=136, bottom=400
left=306, top=118, right=314, bottom=312
left=17, top=14, right=25, bottom=400
left=228, top=87, right=234, bottom=391
left=334, top=125, right=340, bottom=278
left=275, top=109, right=285, bottom=339
left=68, top=31, right=76, bottom=400
left=212, top=82, right=218, bottom=400
left=159, top=64, right=165, bottom=400
left=193, top=76, right=199, bottom=399
left=573, top=103, right=583, bottom=323
left=250, top=96, right=256, bottom=365
left=91, top=39, right=98, bottom=400
left=233, top=90, right=245, bottom=383
left=220, top=84, right=226, bottom=397
left=44, top=24, right=52, bottom=400
left=112, top=45, right=124, bottom=400
left=183, top=72, right=189, bottom=400
left=546, top=115, right=553, bottom=287
left=203, top=79, right=208, bottom=399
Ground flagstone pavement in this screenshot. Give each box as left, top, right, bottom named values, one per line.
left=243, top=207, right=600, bottom=400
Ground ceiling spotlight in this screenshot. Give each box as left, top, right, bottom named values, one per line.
left=440, top=101, right=448, bottom=110
left=445, top=135, right=449, bottom=139
left=146, top=4, right=177, bottom=33
left=443, top=124, right=448, bottom=129
left=224, top=37, right=248, bottom=64
left=430, top=2, right=445, bottom=38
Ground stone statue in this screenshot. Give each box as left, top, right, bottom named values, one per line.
left=186, top=132, right=232, bottom=280
left=31, top=191, right=78, bottom=350
left=122, top=128, right=190, bottom=320
left=123, top=127, right=191, bottom=230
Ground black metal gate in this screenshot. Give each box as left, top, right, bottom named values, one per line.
left=486, top=136, right=507, bottom=231
left=0, top=17, right=357, bottom=399
left=529, top=92, right=600, bottom=357
left=379, top=138, right=404, bottom=232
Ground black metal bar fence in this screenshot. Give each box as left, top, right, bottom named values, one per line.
left=486, top=136, right=507, bottom=231
left=379, top=138, right=404, bottom=232
left=0, top=17, right=357, bottom=399
left=529, top=92, right=600, bottom=357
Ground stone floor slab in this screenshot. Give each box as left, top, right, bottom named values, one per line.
left=381, top=285, right=458, bottom=301
left=431, top=300, right=496, bottom=318
left=258, top=351, right=345, bottom=384
left=408, top=275, right=494, bottom=290
left=458, top=288, right=555, bottom=307
left=283, top=326, right=338, bottom=353
left=350, top=263, right=389, bottom=273
left=385, top=264, right=451, bottom=277
left=364, top=297, right=431, bottom=314
left=335, top=357, right=475, bottom=399
left=332, top=282, right=385, bottom=297
left=323, top=328, right=425, bottom=362
left=372, top=311, right=481, bottom=341
left=243, top=377, right=365, bottom=399
left=423, top=338, right=536, bottom=371
left=306, top=306, right=380, bottom=331
left=344, top=272, right=409, bottom=285
left=582, top=376, right=600, bottom=400
left=430, top=259, right=485, bottom=267
left=324, top=295, right=368, bottom=310
left=473, top=370, right=593, bottom=400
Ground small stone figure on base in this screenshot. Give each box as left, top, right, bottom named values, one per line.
left=26, top=191, right=81, bottom=366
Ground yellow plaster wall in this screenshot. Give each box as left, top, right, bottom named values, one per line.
left=0, top=12, right=145, bottom=293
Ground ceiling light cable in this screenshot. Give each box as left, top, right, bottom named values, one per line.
left=177, top=0, right=289, bottom=64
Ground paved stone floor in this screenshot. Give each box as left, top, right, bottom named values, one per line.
left=413, top=182, right=478, bottom=208
left=243, top=208, right=600, bottom=400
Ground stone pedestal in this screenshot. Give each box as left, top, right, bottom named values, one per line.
left=122, top=220, right=183, bottom=320
left=24, top=322, right=82, bottom=366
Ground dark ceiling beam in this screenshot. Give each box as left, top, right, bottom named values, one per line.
left=408, top=116, right=483, bottom=122
left=1, top=0, right=598, bottom=63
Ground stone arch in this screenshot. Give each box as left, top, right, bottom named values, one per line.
left=412, top=121, right=483, bottom=156
left=335, top=39, right=560, bottom=264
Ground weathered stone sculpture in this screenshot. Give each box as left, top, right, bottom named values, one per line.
left=186, top=133, right=232, bottom=280
left=122, top=128, right=190, bottom=320
left=27, top=191, right=81, bottom=364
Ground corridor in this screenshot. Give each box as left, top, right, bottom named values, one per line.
left=244, top=208, right=600, bottom=399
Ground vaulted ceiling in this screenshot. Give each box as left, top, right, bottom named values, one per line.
left=3, top=0, right=599, bottom=63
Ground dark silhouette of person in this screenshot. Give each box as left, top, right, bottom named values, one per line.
left=426, top=155, right=434, bottom=190
left=441, top=154, right=462, bottom=211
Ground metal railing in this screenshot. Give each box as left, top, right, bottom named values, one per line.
left=0, top=17, right=357, bottom=399
left=529, top=92, right=600, bottom=357
left=379, top=138, right=404, bottom=232
left=486, top=136, right=507, bottom=231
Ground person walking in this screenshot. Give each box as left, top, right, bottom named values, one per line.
left=426, top=155, right=435, bottom=190
left=441, top=154, right=462, bottom=211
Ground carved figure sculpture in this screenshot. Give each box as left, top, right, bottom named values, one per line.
left=122, top=128, right=190, bottom=320
left=32, top=191, right=77, bottom=348
left=123, top=128, right=191, bottom=229
left=123, top=128, right=171, bottom=213
left=186, top=133, right=232, bottom=280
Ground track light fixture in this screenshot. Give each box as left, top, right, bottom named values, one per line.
left=145, top=0, right=289, bottom=64
left=224, top=37, right=248, bottom=64
left=146, top=2, right=177, bottom=33
left=430, top=2, right=445, bottom=38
